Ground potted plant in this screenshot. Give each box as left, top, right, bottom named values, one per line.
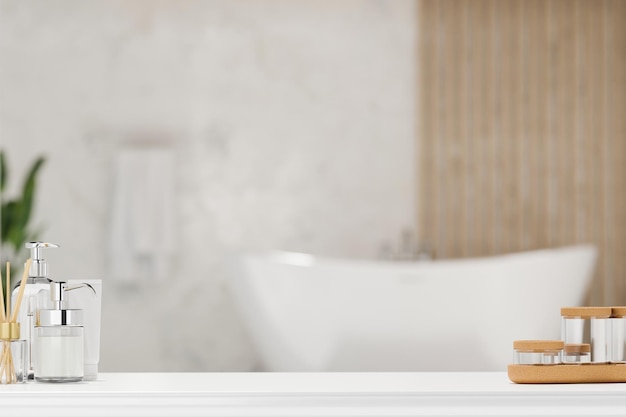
left=0, top=151, right=46, bottom=285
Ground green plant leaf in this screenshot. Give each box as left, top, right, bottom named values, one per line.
left=0, top=153, right=46, bottom=256
left=16, top=156, right=45, bottom=233
left=0, top=150, right=6, bottom=193
left=3, top=200, right=24, bottom=252
left=1, top=200, right=15, bottom=243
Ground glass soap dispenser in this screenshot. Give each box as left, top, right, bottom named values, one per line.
left=34, top=281, right=84, bottom=382
left=12, top=241, right=60, bottom=380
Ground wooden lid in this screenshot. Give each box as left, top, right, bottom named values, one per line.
left=612, top=307, right=626, bottom=317
left=564, top=343, right=591, bottom=354
left=560, top=306, right=612, bottom=318
left=513, top=340, right=564, bottom=351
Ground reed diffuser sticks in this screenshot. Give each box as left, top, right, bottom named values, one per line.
left=0, top=259, right=32, bottom=384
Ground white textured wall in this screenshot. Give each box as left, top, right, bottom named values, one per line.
left=0, top=0, right=417, bottom=371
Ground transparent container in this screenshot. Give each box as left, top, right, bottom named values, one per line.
left=34, top=281, right=84, bottom=383
left=562, top=343, right=591, bottom=364
left=513, top=340, right=563, bottom=365
left=34, top=325, right=84, bottom=383
left=609, top=307, right=626, bottom=363
left=0, top=339, right=27, bottom=384
left=561, top=307, right=611, bottom=363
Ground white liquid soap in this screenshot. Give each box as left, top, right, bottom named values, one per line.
left=34, top=281, right=84, bottom=383
left=35, top=335, right=84, bottom=381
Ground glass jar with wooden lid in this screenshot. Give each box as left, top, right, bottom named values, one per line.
left=562, top=343, right=591, bottom=364
left=561, top=307, right=611, bottom=363
left=513, top=340, right=563, bottom=365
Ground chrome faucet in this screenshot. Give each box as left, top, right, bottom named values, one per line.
left=378, top=229, right=434, bottom=261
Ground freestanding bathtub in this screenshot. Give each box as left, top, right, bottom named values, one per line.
left=229, top=245, right=597, bottom=372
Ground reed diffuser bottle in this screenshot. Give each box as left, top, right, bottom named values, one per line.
left=0, top=259, right=32, bottom=384
left=0, top=323, right=26, bottom=384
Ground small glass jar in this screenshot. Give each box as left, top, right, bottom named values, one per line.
left=0, top=323, right=27, bottom=384
left=563, top=343, right=591, bottom=364
left=561, top=307, right=611, bottom=363
left=513, top=340, right=563, bottom=365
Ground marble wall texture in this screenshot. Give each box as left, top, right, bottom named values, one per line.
left=0, top=0, right=417, bottom=371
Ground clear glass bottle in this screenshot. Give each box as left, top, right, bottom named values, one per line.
left=513, top=340, right=563, bottom=365
left=0, top=323, right=27, bottom=384
left=561, top=307, right=611, bottom=363
left=12, top=242, right=59, bottom=380
left=34, top=282, right=84, bottom=383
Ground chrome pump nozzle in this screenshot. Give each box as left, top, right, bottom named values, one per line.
left=25, top=241, right=59, bottom=279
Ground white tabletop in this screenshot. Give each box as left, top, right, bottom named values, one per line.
left=1, top=372, right=626, bottom=416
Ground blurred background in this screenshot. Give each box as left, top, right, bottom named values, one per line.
left=0, top=0, right=416, bottom=371
left=0, top=0, right=624, bottom=371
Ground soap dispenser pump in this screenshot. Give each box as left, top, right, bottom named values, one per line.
left=26, top=241, right=59, bottom=281
left=34, top=281, right=84, bottom=383
left=11, top=241, right=59, bottom=379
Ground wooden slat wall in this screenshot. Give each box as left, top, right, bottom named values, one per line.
left=418, top=0, right=626, bottom=305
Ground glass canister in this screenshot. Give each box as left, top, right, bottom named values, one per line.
left=609, top=307, right=626, bottom=363
left=513, top=340, right=563, bottom=365
left=562, top=343, right=591, bottom=364
left=561, top=307, right=611, bottom=363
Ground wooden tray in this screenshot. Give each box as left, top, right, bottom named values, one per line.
left=508, top=363, right=626, bottom=384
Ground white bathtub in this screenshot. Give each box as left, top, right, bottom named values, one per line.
left=229, top=245, right=597, bottom=372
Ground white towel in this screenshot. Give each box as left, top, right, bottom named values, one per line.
left=108, top=148, right=176, bottom=283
